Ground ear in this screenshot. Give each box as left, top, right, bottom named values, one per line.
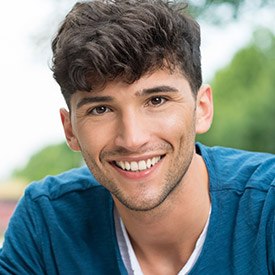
left=195, top=85, right=214, bottom=134
left=60, top=108, right=80, bottom=151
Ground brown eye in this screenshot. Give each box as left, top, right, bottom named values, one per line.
left=149, top=96, right=167, bottom=106
left=89, top=106, right=110, bottom=115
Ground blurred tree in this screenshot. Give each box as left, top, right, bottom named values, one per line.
left=13, top=143, right=83, bottom=182
left=188, top=0, right=274, bottom=23
left=46, top=0, right=274, bottom=24
left=197, top=28, right=275, bottom=153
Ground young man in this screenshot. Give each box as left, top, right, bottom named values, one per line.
left=0, top=0, right=274, bottom=274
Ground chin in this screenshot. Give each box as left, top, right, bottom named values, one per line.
left=114, top=190, right=170, bottom=212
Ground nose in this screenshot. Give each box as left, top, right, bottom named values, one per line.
left=114, top=110, right=150, bottom=151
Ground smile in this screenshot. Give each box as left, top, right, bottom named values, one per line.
left=114, top=156, right=162, bottom=172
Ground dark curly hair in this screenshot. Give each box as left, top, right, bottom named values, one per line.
left=51, top=0, right=202, bottom=106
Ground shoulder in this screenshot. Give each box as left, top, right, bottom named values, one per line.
left=24, top=166, right=104, bottom=202
left=198, top=143, right=275, bottom=242
left=0, top=167, right=116, bottom=273
left=19, top=166, right=112, bottom=227
left=197, top=143, right=275, bottom=192
left=193, top=144, right=275, bottom=273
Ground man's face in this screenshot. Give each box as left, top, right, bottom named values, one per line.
left=61, top=69, right=212, bottom=211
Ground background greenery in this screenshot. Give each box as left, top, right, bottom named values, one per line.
left=13, top=143, right=83, bottom=182
left=197, top=28, right=275, bottom=153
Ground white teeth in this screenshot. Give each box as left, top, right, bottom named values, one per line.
left=118, top=161, right=125, bottom=170
left=130, top=162, right=139, bottom=171
left=138, top=160, right=147, bottom=171
left=125, top=162, right=131, bottom=171
left=115, top=156, right=161, bottom=172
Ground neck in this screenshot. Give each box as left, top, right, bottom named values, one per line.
left=114, top=153, right=210, bottom=272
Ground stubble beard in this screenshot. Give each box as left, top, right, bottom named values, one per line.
left=80, top=131, right=196, bottom=212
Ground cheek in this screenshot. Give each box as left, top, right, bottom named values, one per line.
left=75, top=122, right=115, bottom=156
left=154, top=109, right=195, bottom=137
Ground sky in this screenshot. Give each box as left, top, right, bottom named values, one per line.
left=0, top=0, right=274, bottom=181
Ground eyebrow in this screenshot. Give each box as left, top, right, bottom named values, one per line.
left=76, top=85, right=179, bottom=109
left=137, top=85, right=179, bottom=96
left=76, top=96, right=113, bottom=109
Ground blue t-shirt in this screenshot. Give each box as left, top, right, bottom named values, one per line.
left=0, top=143, right=274, bottom=274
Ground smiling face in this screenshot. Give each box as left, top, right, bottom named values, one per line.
left=61, top=69, right=213, bottom=211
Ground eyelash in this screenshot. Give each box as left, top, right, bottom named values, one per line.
left=87, top=96, right=168, bottom=116
left=147, top=96, right=168, bottom=106
left=88, top=105, right=111, bottom=115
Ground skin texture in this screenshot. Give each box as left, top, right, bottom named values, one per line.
left=61, top=68, right=213, bottom=274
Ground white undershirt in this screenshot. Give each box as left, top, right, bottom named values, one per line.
left=114, top=206, right=211, bottom=275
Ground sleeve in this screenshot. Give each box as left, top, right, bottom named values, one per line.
left=0, top=189, right=45, bottom=274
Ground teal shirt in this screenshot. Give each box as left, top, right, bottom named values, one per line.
left=0, top=143, right=274, bottom=274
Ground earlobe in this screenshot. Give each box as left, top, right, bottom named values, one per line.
left=195, top=85, right=214, bottom=134
left=60, top=108, right=80, bottom=151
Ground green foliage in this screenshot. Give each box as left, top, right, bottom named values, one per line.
left=13, top=142, right=83, bottom=182
left=188, top=0, right=275, bottom=24
left=197, top=28, right=275, bottom=153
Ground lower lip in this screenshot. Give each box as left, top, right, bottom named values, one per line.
left=112, top=159, right=163, bottom=180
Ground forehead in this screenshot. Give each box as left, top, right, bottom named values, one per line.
left=70, top=68, right=192, bottom=106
